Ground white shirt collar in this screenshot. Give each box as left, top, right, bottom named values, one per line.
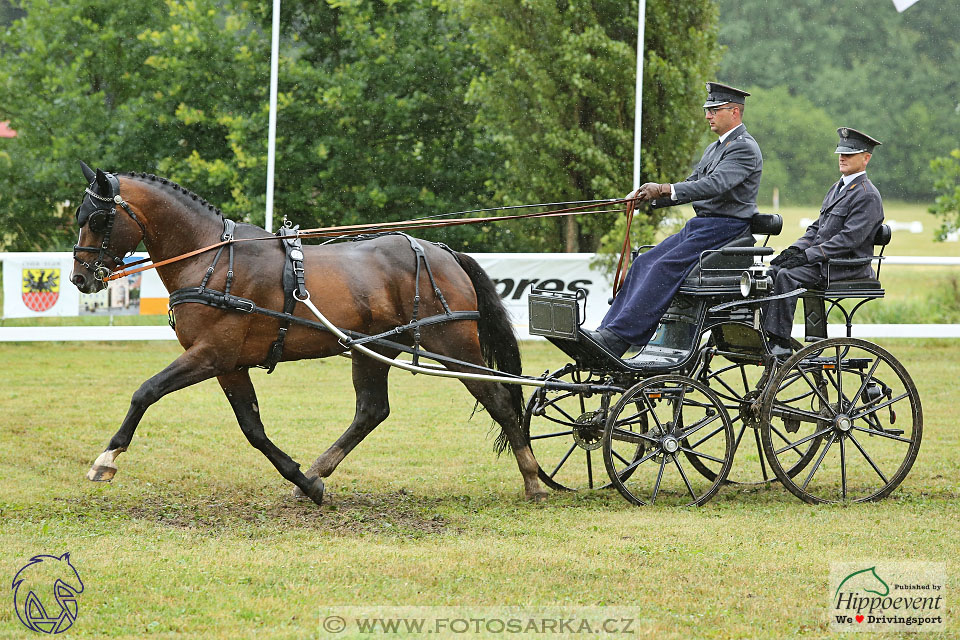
left=717, top=123, right=743, bottom=145
left=841, top=171, right=866, bottom=186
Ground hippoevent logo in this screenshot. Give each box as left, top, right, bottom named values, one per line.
left=829, top=562, right=945, bottom=632
left=11, top=553, right=84, bottom=634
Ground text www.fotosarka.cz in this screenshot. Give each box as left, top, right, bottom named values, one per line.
left=318, top=607, right=648, bottom=637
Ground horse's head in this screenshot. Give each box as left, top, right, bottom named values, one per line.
left=70, top=161, right=146, bottom=293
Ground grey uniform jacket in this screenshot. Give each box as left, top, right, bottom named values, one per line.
left=650, top=123, right=762, bottom=220
left=794, top=174, right=884, bottom=280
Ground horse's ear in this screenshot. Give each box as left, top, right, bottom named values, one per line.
left=95, top=168, right=110, bottom=193
left=79, top=160, right=96, bottom=183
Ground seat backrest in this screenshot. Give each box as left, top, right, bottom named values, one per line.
left=750, top=213, right=782, bottom=236
left=874, top=223, right=892, bottom=246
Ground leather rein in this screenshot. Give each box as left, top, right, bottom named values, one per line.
left=98, top=197, right=631, bottom=283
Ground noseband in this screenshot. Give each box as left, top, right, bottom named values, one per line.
left=73, top=173, right=147, bottom=282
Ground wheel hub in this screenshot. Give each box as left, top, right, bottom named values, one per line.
left=572, top=411, right=604, bottom=450
left=835, top=414, right=852, bottom=433
left=661, top=436, right=680, bottom=454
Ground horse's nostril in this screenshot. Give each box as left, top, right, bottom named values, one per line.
left=72, top=274, right=85, bottom=287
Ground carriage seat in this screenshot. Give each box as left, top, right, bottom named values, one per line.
left=801, top=223, right=891, bottom=340
left=807, top=224, right=891, bottom=295
left=679, top=213, right=782, bottom=291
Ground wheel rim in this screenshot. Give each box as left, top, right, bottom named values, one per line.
left=760, top=338, right=922, bottom=504
left=603, top=375, right=734, bottom=506
left=524, top=368, right=621, bottom=491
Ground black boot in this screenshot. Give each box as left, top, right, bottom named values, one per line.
left=583, top=327, right=631, bottom=358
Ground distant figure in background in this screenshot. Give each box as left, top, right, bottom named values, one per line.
left=763, top=127, right=884, bottom=358
left=585, top=82, right=762, bottom=357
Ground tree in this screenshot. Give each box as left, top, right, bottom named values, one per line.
left=744, top=86, right=837, bottom=207
left=929, top=149, right=960, bottom=240
left=245, top=0, right=500, bottom=250
left=0, top=0, right=267, bottom=250
left=714, top=0, right=960, bottom=202
left=461, top=0, right=720, bottom=252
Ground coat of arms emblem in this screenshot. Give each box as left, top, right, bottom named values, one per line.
left=22, top=268, right=61, bottom=312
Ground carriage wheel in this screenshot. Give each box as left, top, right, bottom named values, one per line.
left=695, top=350, right=820, bottom=485
left=760, top=338, right=922, bottom=504
left=523, top=367, right=626, bottom=491
left=602, top=375, right=734, bottom=506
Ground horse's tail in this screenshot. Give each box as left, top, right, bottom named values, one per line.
left=452, top=251, right=525, bottom=454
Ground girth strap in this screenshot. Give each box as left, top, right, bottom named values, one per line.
left=262, top=223, right=307, bottom=373
left=167, top=286, right=487, bottom=372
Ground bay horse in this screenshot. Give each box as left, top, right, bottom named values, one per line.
left=69, top=162, right=547, bottom=504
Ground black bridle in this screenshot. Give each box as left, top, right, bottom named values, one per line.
left=73, top=172, right=147, bottom=282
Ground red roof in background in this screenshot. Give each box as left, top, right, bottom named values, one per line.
left=0, top=121, right=16, bottom=138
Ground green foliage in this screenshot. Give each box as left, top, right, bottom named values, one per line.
left=0, top=0, right=720, bottom=254
left=929, top=149, right=960, bottom=240
left=461, top=0, right=720, bottom=252
left=715, top=0, right=960, bottom=202
left=745, top=86, right=837, bottom=207
left=0, top=0, right=266, bottom=250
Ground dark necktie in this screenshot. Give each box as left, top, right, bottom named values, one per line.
left=835, top=180, right=845, bottom=198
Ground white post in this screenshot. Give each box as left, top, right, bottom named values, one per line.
left=632, top=0, right=646, bottom=191
left=265, top=0, right=281, bottom=232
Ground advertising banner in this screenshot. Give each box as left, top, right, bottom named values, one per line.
left=2, top=252, right=147, bottom=319
left=2, top=252, right=612, bottom=338
left=472, top=253, right=612, bottom=339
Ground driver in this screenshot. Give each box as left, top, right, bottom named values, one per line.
left=585, top=82, right=762, bottom=357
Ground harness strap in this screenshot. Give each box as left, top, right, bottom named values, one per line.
left=167, top=287, right=495, bottom=375
left=262, top=223, right=308, bottom=373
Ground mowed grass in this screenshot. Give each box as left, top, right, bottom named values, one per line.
left=1, top=339, right=958, bottom=639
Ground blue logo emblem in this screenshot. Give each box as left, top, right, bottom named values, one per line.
left=11, top=553, right=84, bottom=634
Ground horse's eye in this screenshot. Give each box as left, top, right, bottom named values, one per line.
left=87, top=212, right=108, bottom=233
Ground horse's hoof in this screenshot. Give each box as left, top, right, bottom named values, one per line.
left=527, top=491, right=549, bottom=503
left=295, top=476, right=325, bottom=506
left=86, top=464, right=117, bottom=482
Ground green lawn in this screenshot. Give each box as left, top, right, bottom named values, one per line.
left=1, top=339, right=957, bottom=639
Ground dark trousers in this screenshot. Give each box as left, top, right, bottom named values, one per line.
left=761, top=263, right=823, bottom=342
left=601, top=216, right=750, bottom=346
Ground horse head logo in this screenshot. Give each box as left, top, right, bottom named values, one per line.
left=11, top=553, right=84, bottom=634
left=834, top=565, right=890, bottom=600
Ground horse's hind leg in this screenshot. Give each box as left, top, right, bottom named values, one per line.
left=296, top=353, right=392, bottom=495
left=460, top=378, right=547, bottom=502
left=217, top=369, right=325, bottom=505
left=88, top=347, right=223, bottom=482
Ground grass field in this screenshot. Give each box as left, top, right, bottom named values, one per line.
left=1, top=339, right=957, bottom=639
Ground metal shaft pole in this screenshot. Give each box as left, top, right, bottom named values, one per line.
left=632, top=0, right=646, bottom=191
left=265, top=0, right=281, bottom=232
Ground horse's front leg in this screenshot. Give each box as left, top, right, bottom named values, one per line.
left=87, top=347, right=224, bottom=482
left=217, top=369, right=325, bottom=505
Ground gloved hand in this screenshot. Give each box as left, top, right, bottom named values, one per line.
left=637, top=182, right=671, bottom=201
left=770, top=246, right=802, bottom=267
left=778, top=250, right=809, bottom=270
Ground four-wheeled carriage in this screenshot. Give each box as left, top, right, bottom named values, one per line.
left=526, top=213, right=922, bottom=506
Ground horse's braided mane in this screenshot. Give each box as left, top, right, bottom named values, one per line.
left=122, top=171, right=224, bottom=219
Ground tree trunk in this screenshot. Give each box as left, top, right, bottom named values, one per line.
left=564, top=216, right=579, bottom=252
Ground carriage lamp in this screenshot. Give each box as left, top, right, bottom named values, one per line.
left=739, top=263, right=772, bottom=298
